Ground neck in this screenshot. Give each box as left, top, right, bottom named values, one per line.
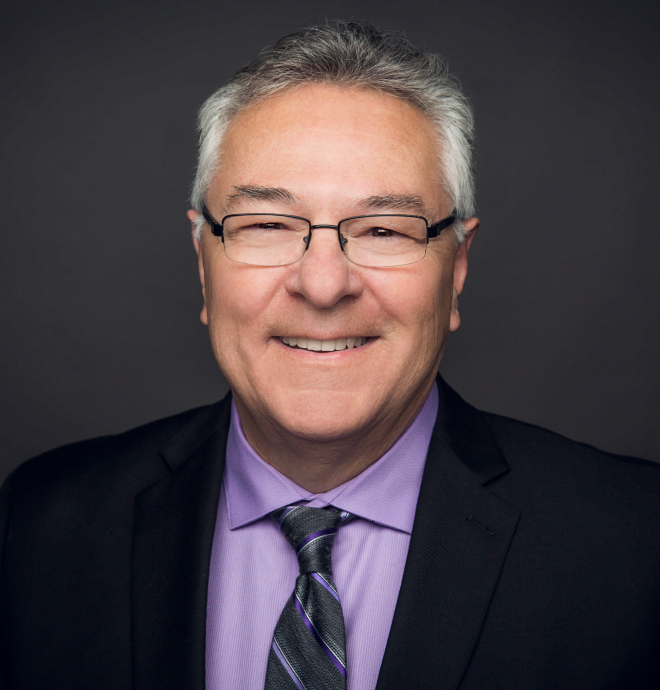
left=233, top=381, right=435, bottom=493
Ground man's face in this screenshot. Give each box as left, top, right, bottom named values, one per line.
left=192, top=84, right=476, bottom=445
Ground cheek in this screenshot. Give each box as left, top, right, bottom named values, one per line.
left=204, top=261, right=285, bottom=348
left=366, top=266, right=449, bottom=341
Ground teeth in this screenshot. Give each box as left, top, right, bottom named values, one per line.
left=281, top=336, right=368, bottom=351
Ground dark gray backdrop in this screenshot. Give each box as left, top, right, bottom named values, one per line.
left=1, top=0, right=658, bottom=484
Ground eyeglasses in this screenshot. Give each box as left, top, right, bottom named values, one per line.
left=201, top=205, right=457, bottom=268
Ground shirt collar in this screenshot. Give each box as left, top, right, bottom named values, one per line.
left=224, top=383, right=438, bottom=535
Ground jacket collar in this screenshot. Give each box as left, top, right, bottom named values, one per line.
left=433, top=376, right=510, bottom=483
left=132, top=393, right=232, bottom=689
left=375, top=376, right=520, bottom=690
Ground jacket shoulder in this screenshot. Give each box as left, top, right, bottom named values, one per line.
left=480, top=410, right=660, bottom=511
left=483, top=409, right=657, bottom=467
left=3, top=399, right=229, bottom=501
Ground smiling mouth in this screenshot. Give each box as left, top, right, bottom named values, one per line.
left=280, top=336, right=369, bottom=352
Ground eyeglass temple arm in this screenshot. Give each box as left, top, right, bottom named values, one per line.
left=427, top=214, right=457, bottom=239
left=201, top=205, right=224, bottom=241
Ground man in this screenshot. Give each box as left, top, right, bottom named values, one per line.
left=1, top=21, right=658, bottom=690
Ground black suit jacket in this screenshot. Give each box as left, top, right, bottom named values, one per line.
left=1, top=378, right=659, bottom=689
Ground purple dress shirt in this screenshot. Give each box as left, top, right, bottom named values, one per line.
left=206, top=383, right=439, bottom=689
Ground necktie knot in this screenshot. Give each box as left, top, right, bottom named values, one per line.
left=272, top=505, right=349, bottom=575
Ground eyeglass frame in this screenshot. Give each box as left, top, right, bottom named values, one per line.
left=200, top=204, right=458, bottom=266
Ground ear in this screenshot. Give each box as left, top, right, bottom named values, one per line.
left=449, top=217, right=479, bottom=333
left=187, top=209, right=208, bottom=326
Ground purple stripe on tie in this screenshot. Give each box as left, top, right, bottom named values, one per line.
left=296, top=528, right=336, bottom=554
left=294, top=597, right=346, bottom=677
left=311, top=572, right=340, bottom=602
left=278, top=506, right=298, bottom=527
left=271, top=640, right=305, bottom=690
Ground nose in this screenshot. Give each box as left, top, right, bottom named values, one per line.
left=286, top=226, right=362, bottom=308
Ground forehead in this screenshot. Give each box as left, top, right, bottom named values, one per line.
left=213, top=85, right=444, bottom=210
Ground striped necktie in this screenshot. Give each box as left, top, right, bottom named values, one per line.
left=265, top=505, right=354, bottom=690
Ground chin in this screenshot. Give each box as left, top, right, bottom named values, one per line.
left=272, top=388, right=374, bottom=442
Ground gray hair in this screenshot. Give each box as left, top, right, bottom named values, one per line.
left=190, top=21, right=475, bottom=242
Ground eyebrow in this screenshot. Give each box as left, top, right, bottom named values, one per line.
left=358, top=194, right=427, bottom=213
left=224, top=187, right=431, bottom=217
left=225, top=186, right=297, bottom=210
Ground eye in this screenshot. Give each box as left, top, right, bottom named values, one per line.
left=370, top=226, right=396, bottom=238
left=240, top=221, right=291, bottom=231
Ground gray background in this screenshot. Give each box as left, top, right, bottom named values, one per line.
left=1, top=0, right=658, bottom=484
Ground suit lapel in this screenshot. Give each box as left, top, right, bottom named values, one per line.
left=132, top=396, right=231, bottom=690
left=376, top=378, right=520, bottom=690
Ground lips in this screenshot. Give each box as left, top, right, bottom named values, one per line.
left=280, top=336, right=368, bottom=352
